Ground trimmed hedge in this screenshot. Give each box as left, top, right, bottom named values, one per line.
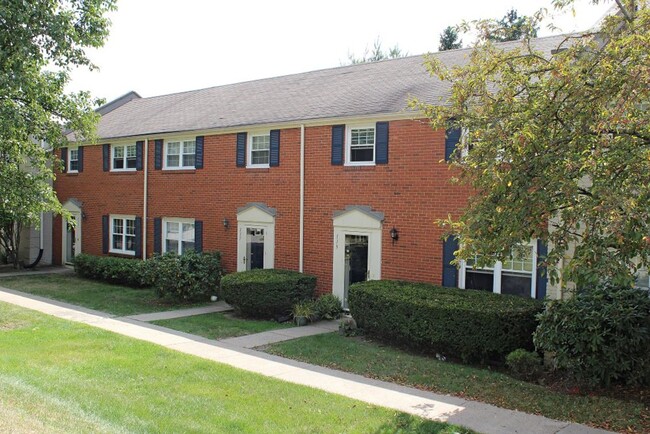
left=534, top=285, right=650, bottom=387
left=149, top=251, right=224, bottom=301
left=73, top=254, right=153, bottom=288
left=221, top=269, right=316, bottom=319
left=348, top=280, right=543, bottom=363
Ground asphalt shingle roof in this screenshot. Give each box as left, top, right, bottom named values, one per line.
left=92, top=34, right=570, bottom=140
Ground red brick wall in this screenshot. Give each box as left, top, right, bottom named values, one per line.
left=53, top=120, right=469, bottom=293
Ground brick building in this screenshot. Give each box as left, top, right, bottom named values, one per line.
left=53, top=36, right=567, bottom=304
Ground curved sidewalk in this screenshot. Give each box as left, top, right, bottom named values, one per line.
left=0, top=287, right=612, bottom=434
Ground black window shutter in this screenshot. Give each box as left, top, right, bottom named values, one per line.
left=77, top=147, right=84, bottom=172
left=536, top=240, right=548, bottom=300
left=153, top=217, right=162, bottom=254
left=61, top=147, right=68, bottom=173
left=134, top=217, right=143, bottom=258
left=270, top=129, right=280, bottom=167
left=236, top=132, right=247, bottom=167
left=195, top=136, right=204, bottom=169
left=154, top=139, right=163, bottom=170
left=331, top=125, right=345, bottom=165
left=194, top=220, right=203, bottom=253
left=103, top=144, right=110, bottom=171
left=445, top=128, right=461, bottom=161
left=102, top=215, right=109, bottom=254
left=442, top=236, right=459, bottom=287
left=136, top=141, right=144, bottom=171
left=375, top=121, right=389, bottom=164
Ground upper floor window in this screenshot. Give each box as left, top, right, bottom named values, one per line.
left=68, top=148, right=79, bottom=172
left=110, top=215, right=136, bottom=255
left=249, top=134, right=270, bottom=167
left=113, top=144, right=137, bottom=170
left=163, top=218, right=195, bottom=254
left=347, top=126, right=375, bottom=165
left=165, top=139, right=195, bottom=169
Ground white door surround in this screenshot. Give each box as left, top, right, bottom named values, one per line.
left=236, top=203, right=276, bottom=272
left=332, top=205, right=383, bottom=308
left=61, top=199, right=82, bottom=264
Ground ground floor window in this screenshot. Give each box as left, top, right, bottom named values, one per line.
left=460, top=242, right=537, bottom=298
left=110, top=215, right=136, bottom=255
left=163, top=218, right=195, bottom=254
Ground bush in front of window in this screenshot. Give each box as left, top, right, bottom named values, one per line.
left=348, top=280, right=543, bottom=364
left=534, top=285, right=650, bottom=388
left=221, top=269, right=316, bottom=319
left=149, top=251, right=223, bottom=301
left=73, top=254, right=153, bottom=288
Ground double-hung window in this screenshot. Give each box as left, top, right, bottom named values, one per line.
left=110, top=215, right=136, bottom=255
left=165, top=140, right=195, bottom=169
left=249, top=133, right=270, bottom=167
left=112, top=144, right=137, bottom=170
left=460, top=242, right=537, bottom=298
left=163, top=218, right=195, bottom=254
left=68, top=148, right=79, bottom=172
left=347, top=126, right=375, bottom=165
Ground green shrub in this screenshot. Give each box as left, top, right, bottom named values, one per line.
left=506, top=349, right=543, bottom=381
left=348, top=280, right=543, bottom=363
left=149, top=251, right=223, bottom=301
left=73, top=254, right=153, bottom=288
left=314, top=294, right=342, bottom=320
left=534, top=285, right=650, bottom=387
left=221, top=269, right=316, bottom=319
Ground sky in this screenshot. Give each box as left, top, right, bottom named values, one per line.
left=66, top=0, right=613, bottom=104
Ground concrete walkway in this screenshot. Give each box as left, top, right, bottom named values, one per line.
left=124, top=302, right=233, bottom=321
left=0, top=287, right=612, bottom=434
left=0, top=265, right=73, bottom=278
left=220, top=320, right=339, bottom=348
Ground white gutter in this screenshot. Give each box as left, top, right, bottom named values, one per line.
left=142, top=139, right=148, bottom=260
left=299, top=124, right=305, bottom=272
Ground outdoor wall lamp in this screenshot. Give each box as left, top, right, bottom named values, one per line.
left=223, top=218, right=229, bottom=229
left=390, top=227, right=399, bottom=244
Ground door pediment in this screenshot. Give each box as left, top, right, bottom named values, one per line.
left=237, top=202, right=276, bottom=224
left=333, top=205, right=384, bottom=230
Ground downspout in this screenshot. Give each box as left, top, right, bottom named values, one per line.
left=23, top=212, right=44, bottom=268
left=299, top=124, right=305, bottom=272
left=142, top=139, right=148, bottom=260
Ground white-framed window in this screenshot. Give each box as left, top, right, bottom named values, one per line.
left=459, top=241, right=537, bottom=298
left=110, top=215, right=136, bottom=255
left=112, top=144, right=137, bottom=170
left=68, top=148, right=79, bottom=172
left=248, top=133, right=270, bottom=167
left=164, top=139, right=195, bottom=169
left=163, top=218, right=195, bottom=254
left=346, top=125, right=375, bottom=165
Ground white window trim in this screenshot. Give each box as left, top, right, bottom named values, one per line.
left=68, top=147, right=79, bottom=173
left=162, top=217, right=195, bottom=254
left=111, top=144, right=137, bottom=172
left=247, top=131, right=271, bottom=169
left=345, top=124, right=376, bottom=167
left=109, top=214, right=136, bottom=256
left=459, top=241, right=538, bottom=298
left=163, top=138, right=196, bottom=170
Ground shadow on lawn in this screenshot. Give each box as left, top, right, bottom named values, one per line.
left=374, top=413, right=473, bottom=434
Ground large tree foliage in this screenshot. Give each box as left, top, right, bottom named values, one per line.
left=412, top=0, right=649, bottom=288
left=484, top=8, right=539, bottom=42
left=439, top=26, right=463, bottom=51
left=345, top=38, right=408, bottom=65
left=0, top=0, right=115, bottom=266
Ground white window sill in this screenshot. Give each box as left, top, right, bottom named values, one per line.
left=162, top=166, right=196, bottom=171
left=111, top=169, right=137, bottom=173
left=344, top=162, right=375, bottom=167
left=109, top=249, right=135, bottom=256
left=246, top=164, right=270, bottom=169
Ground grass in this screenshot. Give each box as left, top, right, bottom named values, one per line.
left=265, top=333, right=650, bottom=433
left=152, top=312, right=293, bottom=340
left=0, top=303, right=473, bottom=433
left=0, top=274, right=207, bottom=316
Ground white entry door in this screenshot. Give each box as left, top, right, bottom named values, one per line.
left=63, top=212, right=81, bottom=264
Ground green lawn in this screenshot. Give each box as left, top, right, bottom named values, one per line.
left=0, top=274, right=207, bottom=316
left=152, top=312, right=292, bottom=340
left=265, top=333, right=649, bottom=433
left=0, top=303, right=472, bottom=433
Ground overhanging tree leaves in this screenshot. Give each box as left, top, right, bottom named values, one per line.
left=411, top=0, right=649, bottom=288
left=0, top=0, right=115, bottom=266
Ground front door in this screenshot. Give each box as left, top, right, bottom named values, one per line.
left=343, top=234, right=368, bottom=308
left=63, top=213, right=81, bottom=264
left=246, top=227, right=265, bottom=270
